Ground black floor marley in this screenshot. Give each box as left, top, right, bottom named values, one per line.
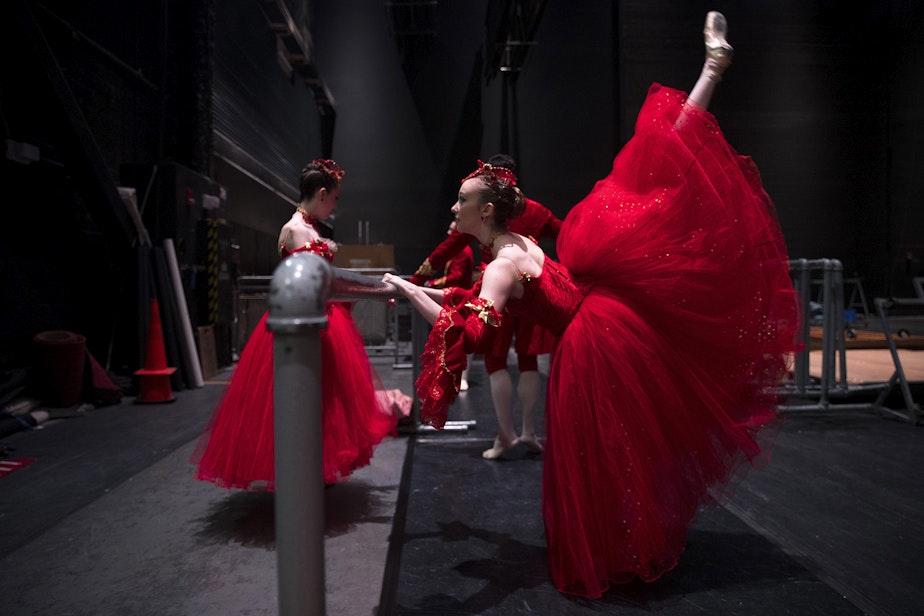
left=0, top=360, right=413, bottom=616
left=1, top=352, right=922, bottom=615
left=0, top=381, right=220, bottom=558
left=382, top=358, right=924, bottom=616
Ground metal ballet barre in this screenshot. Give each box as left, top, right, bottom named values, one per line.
left=264, top=252, right=474, bottom=615
left=266, top=253, right=399, bottom=616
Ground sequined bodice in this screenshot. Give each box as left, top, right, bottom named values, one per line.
left=505, top=258, right=583, bottom=336
left=280, top=240, right=334, bottom=263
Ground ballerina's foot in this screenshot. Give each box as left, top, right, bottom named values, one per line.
left=703, top=11, right=733, bottom=79
left=518, top=435, right=544, bottom=454
left=483, top=437, right=528, bottom=460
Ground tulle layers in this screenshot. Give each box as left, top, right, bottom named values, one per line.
left=545, top=84, right=800, bottom=596
left=193, top=312, right=276, bottom=491
left=543, top=294, right=693, bottom=595
left=319, top=304, right=398, bottom=481
left=193, top=304, right=396, bottom=489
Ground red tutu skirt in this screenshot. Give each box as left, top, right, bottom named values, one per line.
left=542, top=84, right=800, bottom=597
left=193, top=303, right=397, bottom=489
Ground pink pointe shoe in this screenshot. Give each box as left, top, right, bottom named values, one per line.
left=703, top=11, right=733, bottom=80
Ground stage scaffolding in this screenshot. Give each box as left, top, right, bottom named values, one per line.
left=779, top=258, right=922, bottom=424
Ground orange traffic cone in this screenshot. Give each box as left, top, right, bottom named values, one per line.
left=134, top=299, right=177, bottom=403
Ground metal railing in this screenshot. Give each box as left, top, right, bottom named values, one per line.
left=780, top=258, right=921, bottom=423
left=238, top=270, right=407, bottom=366
left=783, top=258, right=855, bottom=403
left=343, top=267, right=404, bottom=365
left=266, top=253, right=399, bottom=616
left=871, top=297, right=924, bottom=424
left=265, top=251, right=480, bottom=613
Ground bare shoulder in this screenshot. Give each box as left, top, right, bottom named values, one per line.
left=280, top=212, right=302, bottom=231
left=288, top=216, right=319, bottom=245
left=278, top=215, right=299, bottom=238
left=494, top=236, right=543, bottom=278
left=483, top=255, right=519, bottom=282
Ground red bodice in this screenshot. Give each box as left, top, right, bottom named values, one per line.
left=504, top=259, right=582, bottom=337
left=280, top=239, right=334, bottom=262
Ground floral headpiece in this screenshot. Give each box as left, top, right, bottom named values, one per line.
left=461, top=159, right=518, bottom=187
left=310, top=158, right=345, bottom=183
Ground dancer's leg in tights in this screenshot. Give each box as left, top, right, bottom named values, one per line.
left=682, top=11, right=733, bottom=119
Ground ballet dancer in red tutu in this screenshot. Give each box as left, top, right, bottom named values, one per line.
left=194, top=159, right=398, bottom=489
left=385, top=12, right=800, bottom=597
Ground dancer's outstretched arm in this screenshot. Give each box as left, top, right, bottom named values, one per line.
left=383, top=273, right=443, bottom=325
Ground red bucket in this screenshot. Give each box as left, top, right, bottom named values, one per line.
left=33, top=330, right=87, bottom=407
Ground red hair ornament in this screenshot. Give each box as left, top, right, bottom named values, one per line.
left=461, top=160, right=518, bottom=187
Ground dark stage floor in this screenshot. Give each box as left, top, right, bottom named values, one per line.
left=1, top=350, right=922, bottom=615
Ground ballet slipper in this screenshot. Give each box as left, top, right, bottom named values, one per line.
left=703, top=11, right=733, bottom=81
left=482, top=436, right=527, bottom=460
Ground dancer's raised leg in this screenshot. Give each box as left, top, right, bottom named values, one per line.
left=686, top=11, right=733, bottom=112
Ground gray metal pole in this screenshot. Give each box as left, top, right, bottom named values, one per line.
left=267, top=252, right=332, bottom=616
left=267, top=255, right=401, bottom=616
left=831, top=259, right=849, bottom=393
left=794, top=259, right=810, bottom=393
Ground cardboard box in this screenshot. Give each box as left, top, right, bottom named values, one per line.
left=196, top=325, right=219, bottom=380
left=332, top=244, right=395, bottom=269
